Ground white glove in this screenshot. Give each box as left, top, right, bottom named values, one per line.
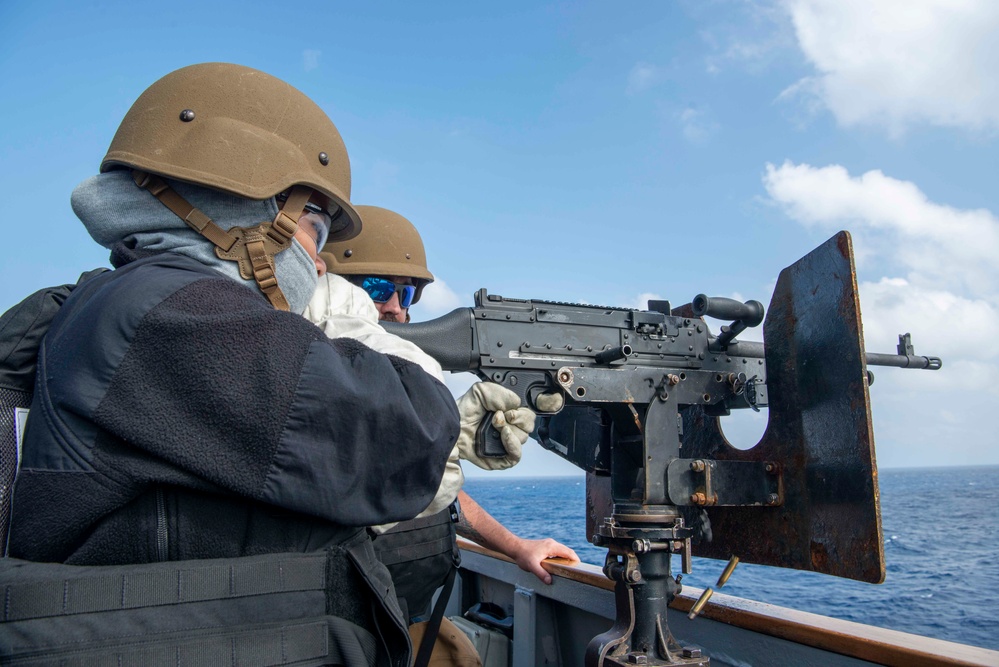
left=455, top=382, right=536, bottom=470
left=534, top=391, right=564, bottom=413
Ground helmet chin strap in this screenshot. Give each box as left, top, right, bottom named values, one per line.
left=131, top=170, right=311, bottom=311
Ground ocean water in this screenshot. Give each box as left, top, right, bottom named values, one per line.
left=462, top=465, right=999, bottom=652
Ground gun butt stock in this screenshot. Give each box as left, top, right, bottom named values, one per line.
left=383, top=308, right=478, bottom=372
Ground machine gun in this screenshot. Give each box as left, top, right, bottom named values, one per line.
left=385, top=231, right=941, bottom=666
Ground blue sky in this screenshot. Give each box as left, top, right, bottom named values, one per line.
left=2, top=1, right=997, bottom=476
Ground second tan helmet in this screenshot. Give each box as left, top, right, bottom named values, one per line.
left=102, top=62, right=361, bottom=242
left=321, top=205, right=434, bottom=304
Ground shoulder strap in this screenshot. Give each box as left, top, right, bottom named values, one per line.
left=0, top=268, right=108, bottom=394
left=413, top=563, right=457, bottom=667
left=0, top=269, right=108, bottom=557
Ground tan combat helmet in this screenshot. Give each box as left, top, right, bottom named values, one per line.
left=321, top=205, right=434, bottom=305
left=101, top=62, right=362, bottom=310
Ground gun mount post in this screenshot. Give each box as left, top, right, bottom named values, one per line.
left=582, top=394, right=707, bottom=665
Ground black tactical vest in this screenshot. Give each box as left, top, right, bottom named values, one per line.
left=371, top=505, right=460, bottom=622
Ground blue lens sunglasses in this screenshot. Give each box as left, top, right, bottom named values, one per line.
left=359, top=277, right=417, bottom=308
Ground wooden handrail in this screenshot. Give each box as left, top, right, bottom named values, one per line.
left=457, top=539, right=999, bottom=667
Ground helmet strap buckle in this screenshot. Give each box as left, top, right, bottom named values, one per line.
left=215, top=224, right=293, bottom=310
left=214, top=184, right=313, bottom=311
left=132, top=169, right=313, bottom=312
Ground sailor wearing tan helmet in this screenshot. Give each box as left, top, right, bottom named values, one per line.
left=309, top=206, right=580, bottom=610
left=6, top=62, right=460, bottom=666
left=322, top=206, right=433, bottom=324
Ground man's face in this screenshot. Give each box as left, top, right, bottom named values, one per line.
left=372, top=275, right=415, bottom=323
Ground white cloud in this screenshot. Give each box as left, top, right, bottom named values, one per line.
left=859, top=278, right=999, bottom=365
left=763, top=161, right=999, bottom=295
left=413, top=278, right=464, bottom=320
left=303, top=50, right=321, bottom=72
left=858, top=278, right=998, bottom=400
left=627, top=62, right=662, bottom=94
left=780, top=0, right=999, bottom=134
left=698, top=3, right=796, bottom=75
left=675, top=106, right=718, bottom=142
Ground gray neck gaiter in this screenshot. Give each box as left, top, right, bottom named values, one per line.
left=71, top=170, right=319, bottom=314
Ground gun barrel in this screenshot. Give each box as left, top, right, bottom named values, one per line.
left=720, top=340, right=765, bottom=358
left=383, top=308, right=478, bottom=372
left=864, top=352, right=943, bottom=370
left=721, top=340, right=941, bottom=370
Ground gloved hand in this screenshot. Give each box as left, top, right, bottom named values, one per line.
left=456, top=382, right=536, bottom=470
left=534, top=392, right=564, bottom=413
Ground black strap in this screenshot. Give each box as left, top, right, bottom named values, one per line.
left=413, top=564, right=457, bottom=667
left=375, top=534, right=456, bottom=567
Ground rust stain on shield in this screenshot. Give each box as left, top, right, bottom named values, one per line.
left=680, top=231, right=884, bottom=584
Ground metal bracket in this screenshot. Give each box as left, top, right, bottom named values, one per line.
left=666, top=459, right=782, bottom=507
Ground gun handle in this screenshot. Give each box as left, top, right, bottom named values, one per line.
left=475, top=420, right=509, bottom=458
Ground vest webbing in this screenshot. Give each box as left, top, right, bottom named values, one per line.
left=0, top=553, right=378, bottom=666
left=4, top=620, right=338, bottom=667
left=3, top=553, right=326, bottom=621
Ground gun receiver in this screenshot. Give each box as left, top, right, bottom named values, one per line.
left=389, top=291, right=938, bottom=414
left=385, top=231, right=941, bottom=666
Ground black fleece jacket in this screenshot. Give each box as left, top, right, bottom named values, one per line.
left=9, top=250, right=459, bottom=565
